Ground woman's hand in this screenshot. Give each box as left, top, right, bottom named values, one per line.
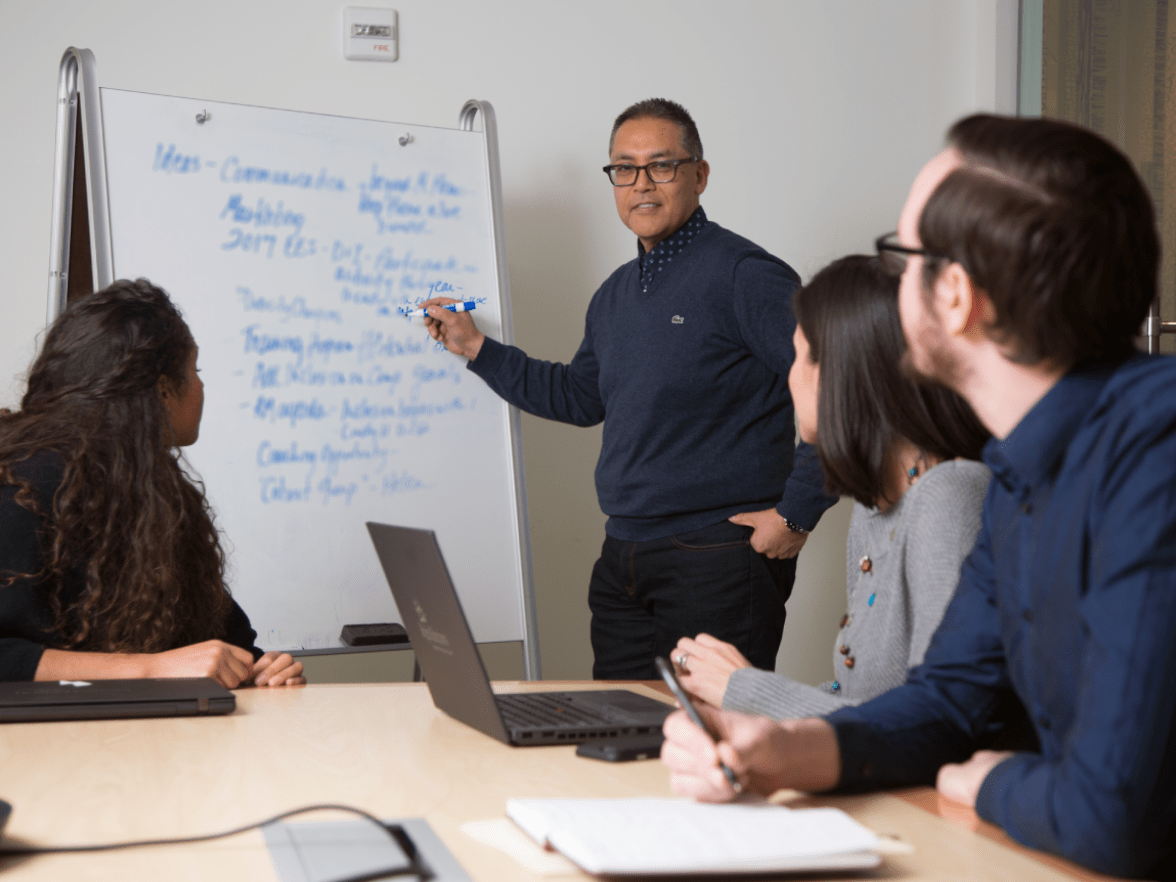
left=673, top=633, right=753, bottom=708
left=249, top=651, right=306, bottom=687
left=141, top=640, right=256, bottom=688
left=35, top=641, right=304, bottom=689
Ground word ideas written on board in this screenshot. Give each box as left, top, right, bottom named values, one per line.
left=99, top=89, right=524, bottom=650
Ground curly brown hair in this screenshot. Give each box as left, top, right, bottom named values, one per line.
left=0, top=279, right=232, bottom=653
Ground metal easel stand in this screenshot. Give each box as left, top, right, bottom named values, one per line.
left=47, top=47, right=112, bottom=324
left=459, top=100, right=542, bottom=682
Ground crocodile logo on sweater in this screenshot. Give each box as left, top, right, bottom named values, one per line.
left=671, top=315, right=684, bottom=325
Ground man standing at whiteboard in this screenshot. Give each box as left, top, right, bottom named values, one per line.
left=421, top=98, right=833, bottom=679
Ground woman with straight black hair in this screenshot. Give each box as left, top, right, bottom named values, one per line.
left=0, top=279, right=303, bottom=687
left=673, top=255, right=988, bottom=718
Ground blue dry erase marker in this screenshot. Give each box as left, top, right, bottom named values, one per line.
left=401, top=301, right=477, bottom=318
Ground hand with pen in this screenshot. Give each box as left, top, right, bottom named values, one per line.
left=419, top=296, right=486, bottom=360
left=661, top=704, right=841, bottom=802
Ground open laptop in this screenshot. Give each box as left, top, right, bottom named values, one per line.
left=366, top=522, right=672, bottom=746
left=0, top=678, right=235, bottom=723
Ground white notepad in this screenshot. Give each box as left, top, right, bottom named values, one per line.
left=506, top=797, right=882, bottom=875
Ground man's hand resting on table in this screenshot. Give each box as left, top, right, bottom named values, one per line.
left=936, top=750, right=1014, bottom=808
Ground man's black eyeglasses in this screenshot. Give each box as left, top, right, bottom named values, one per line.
left=602, top=158, right=699, bottom=187
left=874, top=232, right=945, bottom=277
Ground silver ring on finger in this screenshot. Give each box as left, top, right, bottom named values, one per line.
left=676, top=652, right=690, bottom=673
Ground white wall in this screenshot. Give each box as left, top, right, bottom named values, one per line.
left=0, top=0, right=1016, bottom=682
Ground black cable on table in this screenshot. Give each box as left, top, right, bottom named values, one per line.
left=0, top=802, right=432, bottom=881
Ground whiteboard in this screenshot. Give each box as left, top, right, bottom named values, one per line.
left=97, top=88, right=533, bottom=656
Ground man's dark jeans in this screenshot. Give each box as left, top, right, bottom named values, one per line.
left=588, top=518, right=795, bottom=680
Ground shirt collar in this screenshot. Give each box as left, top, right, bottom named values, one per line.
left=982, top=359, right=1126, bottom=493
left=637, top=206, right=707, bottom=290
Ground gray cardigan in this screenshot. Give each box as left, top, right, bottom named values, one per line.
left=723, top=459, right=991, bottom=719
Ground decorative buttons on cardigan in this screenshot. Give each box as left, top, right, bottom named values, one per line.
left=831, top=681, right=840, bottom=692
left=845, top=539, right=886, bottom=677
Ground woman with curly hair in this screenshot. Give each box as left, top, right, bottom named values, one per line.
left=0, top=278, right=303, bottom=687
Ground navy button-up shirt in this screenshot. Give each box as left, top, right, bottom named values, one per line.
left=829, top=354, right=1176, bottom=878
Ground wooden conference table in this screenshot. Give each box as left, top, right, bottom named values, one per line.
left=0, top=681, right=1130, bottom=882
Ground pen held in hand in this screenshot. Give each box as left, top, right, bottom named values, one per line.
left=401, top=300, right=477, bottom=318
left=655, top=656, right=743, bottom=795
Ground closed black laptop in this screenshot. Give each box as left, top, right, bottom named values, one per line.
left=0, top=677, right=235, bottom=722
left=366, top=522, right=672, bottom=746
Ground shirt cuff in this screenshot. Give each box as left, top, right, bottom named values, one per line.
left=467, top=335, right=505, bottom=377
left=775, top=489, right=835, bottom=532
left=825, top=707, right=964, bottom=794
left=775, top=442, right=836, bottom=531
left=826, top=715, right=890, bottom=792
left=973, top=752, right=1020, bottom=827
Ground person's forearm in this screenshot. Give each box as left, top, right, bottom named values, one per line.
left=724, top=668, right=855, bottom=720
left=775, top=717, right=842, bottom=792
left=469, top=337, right=606, bottom=427
left=35, top=648, right=150, bottom=681
left=731, top=717, right=842, bottom=796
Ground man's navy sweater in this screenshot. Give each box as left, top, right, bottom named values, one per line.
left=469, top=214, right=832, bottom=542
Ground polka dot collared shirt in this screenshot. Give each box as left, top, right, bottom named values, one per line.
left=638, top=206, right=707, bottom=292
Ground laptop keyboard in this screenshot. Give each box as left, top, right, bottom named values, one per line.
left=496, top=693, right=610, bottom=729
